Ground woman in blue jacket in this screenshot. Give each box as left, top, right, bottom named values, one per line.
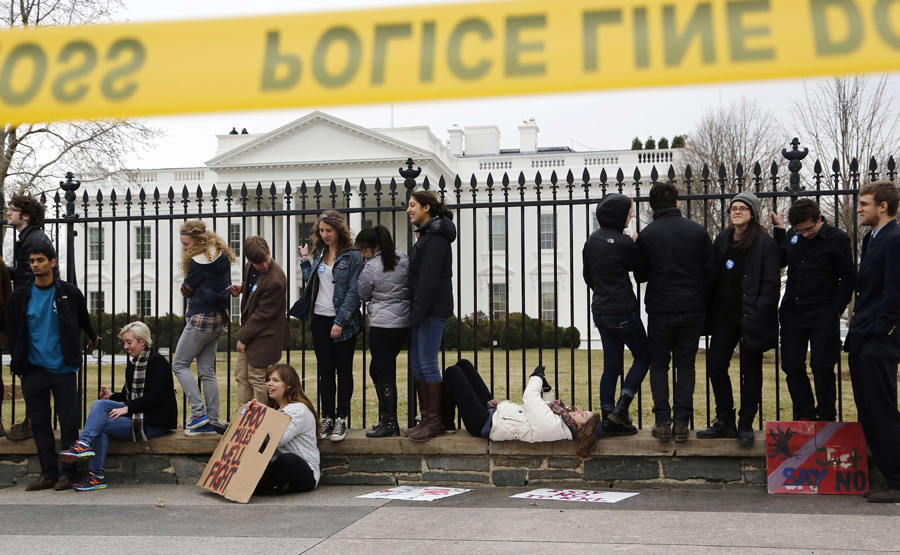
left=291, top=210, right=363, bottom=442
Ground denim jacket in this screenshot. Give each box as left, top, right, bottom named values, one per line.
left=289, top=248, right=363, bottom=342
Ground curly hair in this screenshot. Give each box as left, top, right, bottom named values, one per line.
left=575, top=413, right=603, bottom=458
left=309, top=210, right=354, bottom=256
left=180, top=220, right=237, bottom=276
left=9, top=194, right=46, bottom=227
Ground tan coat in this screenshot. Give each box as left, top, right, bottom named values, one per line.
left=236, top=258, right=291, bottom=367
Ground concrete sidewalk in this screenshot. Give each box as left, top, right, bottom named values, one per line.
left=1, top=484, right=898, bottom=554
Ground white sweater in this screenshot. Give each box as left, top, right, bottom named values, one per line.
left=275, top=402, right=321, bottom=484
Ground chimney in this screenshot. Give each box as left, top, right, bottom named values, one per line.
left=518, top=117, right=539, bottom=153
left=448, top=125, right=465, bottom=156
left=463, top=125, right=501, bottom=156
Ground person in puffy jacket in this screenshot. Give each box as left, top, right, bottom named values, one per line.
left=172, top=220, right=237, bottom=436
left=402, top=191, right=456, bottom=442
left=356, top=226, right=410, bottom=438
left=443, top=360, right=603, bottom=458
left=293, top=210, right=363, bottom=442
left=582, top=193, right=650, bottom=437
left=697, top=191, right=779, bottom=446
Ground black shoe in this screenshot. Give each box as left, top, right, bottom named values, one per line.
left=367, top=417, right=400, bottom=438
left=607, top=394, right=633, bottom=427
left=696, top=411, right=738, bottom=439
left=602, top=410, right=637, bottom=436
left=673, top=422, right=689, bottom=442
left=651, top=422, right=672, bottom=442
left=737, top=427, right=755, bottom=446
left=864, top=485, right=889, bottom=499
left=210, top=421, right=229, bottom=435
left=867, top=488, right=900, bottom=503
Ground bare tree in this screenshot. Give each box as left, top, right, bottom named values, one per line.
left=0, top=0, right=162, bottom=197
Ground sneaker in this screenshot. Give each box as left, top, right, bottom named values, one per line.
left=185, top=415, right=210, bottom=431
left=185, top=424, right=217, bottom=437
left=59, top=441, right=95, bottom=464
left=651, top=423, right=673, bottom=443
left=673, top=422, right=689, bottom=442
left=73, top=473, right=107, bottom=491
left=320, top=418, right=334, bottom=439
left=6, top=419, right=33, bottom=441
left=330, top=417, right=348, bottom=442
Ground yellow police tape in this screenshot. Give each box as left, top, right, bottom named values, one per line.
left=0, top=0, right=899, bottom=123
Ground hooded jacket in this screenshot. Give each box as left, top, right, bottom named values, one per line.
left=181, top=250, right=232, bottom=319
left=582, top=194, right=638, bottom=316
left=408, top=215, right=456, bottom=328
left=357, top=251, right=411, bottom=329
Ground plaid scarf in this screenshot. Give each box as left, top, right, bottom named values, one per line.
left=126, top=346, right=150, bottom=442
left=547, top=400, right=575, bottom=429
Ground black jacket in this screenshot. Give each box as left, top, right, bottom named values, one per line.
left=7, top=277, right=97, bottom=376
left=774, top=222, right=855, bottom=326
left=845, top=219, right=900, bottom=354
left=582, top=194, right=638, bottom=316
left=635, top=207, right=716, bottom=314
left=181, top=253, right=232, bottom=318
left=711, top=227, right=781, bottom=354
left=110, top=350, right=178, bottom=431
left=408, top=215, right=456, bottom=327
left=11, top=225, right=60, bottom=289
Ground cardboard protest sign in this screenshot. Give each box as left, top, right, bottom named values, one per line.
left=510, top=488, right=638, bottom=504
left=198, top=403, right=290, bottom=503
left=766, top=421, right=868, bottom=495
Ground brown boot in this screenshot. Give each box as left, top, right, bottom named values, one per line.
left=409, top=382, right=445, bottom=442
left=401, top=380, right=427, bottom=437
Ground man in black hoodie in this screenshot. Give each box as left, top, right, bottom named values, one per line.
left=770, top=199, right=855, bottom=422
left=635, top=182, right=716, bottom=442
left=582, top=193, right=649, bottom=435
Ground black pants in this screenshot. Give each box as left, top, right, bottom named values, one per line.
left=312, top=314, right=357, bottom=418
left=21, top=367, right=80, bottom=480
left=706, top=323, right=763, bottom=427
left=443, top=360, right=492, bottom=437
left=368, top=327, right=409, bottom=387
left=780, top=321, right=840, bottom=421
left=255, top=453, right=317, bottom=494
left=648, top=313, right=705, bottom=426
left=849, top=340, right=900, bottom=489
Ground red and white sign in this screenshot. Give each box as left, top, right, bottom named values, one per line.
left=358, top=486, right=471, bottom=501
left=511, top=488, right=638, bottom=503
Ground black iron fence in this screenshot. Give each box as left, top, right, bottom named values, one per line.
left=2, top=140, right=896, bottom=432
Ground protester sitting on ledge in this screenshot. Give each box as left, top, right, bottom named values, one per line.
left=442, top=360, right=603, bottom=457
left=252, top=364, right=321, bottom=495
left=58, top=321, right=177, bottom=491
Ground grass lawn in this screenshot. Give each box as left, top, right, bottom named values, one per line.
left=1, top=348, right=862, bottom=431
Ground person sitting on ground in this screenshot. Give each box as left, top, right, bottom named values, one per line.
left=251, top=364, right=321, bottom=495
left=58, top=321, right=177, bottom=491
left=442, top=359, right=603, bottom=458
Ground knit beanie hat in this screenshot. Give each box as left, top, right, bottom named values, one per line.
left=730, top=191, right=761, bottom=220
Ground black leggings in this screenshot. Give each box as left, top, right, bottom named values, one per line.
left=255, top=453, right=317, bottom=494
left=368, top=327, right=409, bottom=386
left=706, top=322, right=763, bottom=427
left=443, top=360, right=493, bottom=437
left=312, top=314, right=357, bottom=418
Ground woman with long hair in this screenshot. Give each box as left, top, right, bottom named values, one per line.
left=290, top=210, right=363, bottom=442
left=403, top=191, right=456, bottom=442
left=698, top=192, right=780, bottom=446
left=443, top=360, right=603, bottom=458
left=356, top=226, right=410, bottom=438
left=251, top=364, right=321, bottom=495
left=58, top=322, right=177, bottom=491
left=172, top=220, right=237, bottom=436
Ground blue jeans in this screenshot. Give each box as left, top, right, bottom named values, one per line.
left=409, top=317, right=447, bottom=383
left=594, top=311, right=651, bottom=413
left=79, top=400, right=168, bottom=475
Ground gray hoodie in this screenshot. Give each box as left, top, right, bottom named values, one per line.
left=357, top=251, right=411, bottom=328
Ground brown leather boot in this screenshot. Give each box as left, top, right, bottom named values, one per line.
left=401, top=380, right=427, bottom=437
left=409, top=382, right=445, bottom=442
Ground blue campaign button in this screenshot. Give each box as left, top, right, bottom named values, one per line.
left=725, top=259, right=735, bottom=270
left=251, top=284, right=258, bottom=293
left=791, top=235, right=799, bottom=244
left=318, top=264, right=327, bottom=274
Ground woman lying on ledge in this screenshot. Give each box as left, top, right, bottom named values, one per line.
left=442, top=360, right=604, bottom=457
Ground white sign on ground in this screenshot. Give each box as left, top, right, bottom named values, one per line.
left=511, top=488, right=639, bottom=504
left=358, top=486, right=471, bottom=501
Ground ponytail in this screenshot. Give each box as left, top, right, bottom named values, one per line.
left=355, top=225, right=400, bottom=272
left=411, top=190, right=454, bottom=221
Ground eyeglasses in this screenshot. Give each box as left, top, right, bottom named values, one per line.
left=794, top=223, right=818, bottom=236
left=729, top=206, right=750, bottom=214
left=6, top=207, right=20, bottom=213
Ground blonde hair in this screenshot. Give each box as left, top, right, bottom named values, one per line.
left=180, top=220, right=237, bottom=276
left=310, top=210, right=353, bottom=256
left=118, top=321, right=153, bottom=347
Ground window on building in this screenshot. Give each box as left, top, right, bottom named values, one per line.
left=136, top=290, right=152, bottom=317
left=89, top=292, right=105, bottom=314
left=490, top=215, right=506, bottom=251
left=230, top=296, right=241, bottom=322
left=229, top=223, right=241, bottom=256
left=539, top=213, right=555, bottom=250
left=135, top=227, right=152, bottom=260
left=491, top=283, right=507, bottom=320
left=541, top=283, right=556, bottom=323
left=88, top=227, right=104, bottom=261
